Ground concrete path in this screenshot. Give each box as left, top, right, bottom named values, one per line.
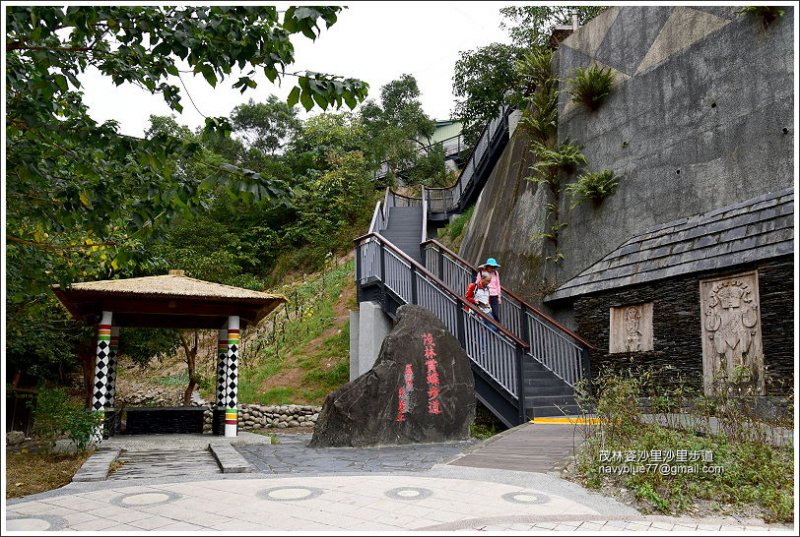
left=448, top=421, right=583, bottom=473
left=4, top=426, right=794, bottom=532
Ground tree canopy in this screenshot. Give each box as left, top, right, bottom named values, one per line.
left=451, top=6, right=607, bottom=146
left=5, top=6, right=370, bottom=386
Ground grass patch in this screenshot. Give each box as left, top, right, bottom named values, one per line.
left=155, top=371, right=189, bottom=386
left=437, top=205, right=474, bottom=251
left=238, top=258, right=354, bottom=405
left=571, top=370, right=794, bottom=523
left=256, top=387, right=297, bottom=405
left=6, top=450, right=92, bottom=499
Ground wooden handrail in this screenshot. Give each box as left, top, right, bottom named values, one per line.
left=354, top=232, right=530, bottom=349
left=421, top=238, right=595, bottom=350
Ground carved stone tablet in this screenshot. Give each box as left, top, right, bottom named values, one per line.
left=700, top=272, right=764, bottom=395
left=609, top=303, right=654, bottom=353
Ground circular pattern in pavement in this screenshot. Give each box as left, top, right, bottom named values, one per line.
left=385, top=487, right=434, bottom=500
left=257, top=486, right=324, bottom=501
left=502, top=491, right=550, bottom=505
left=111, top=490, right=181, bottom=507
left=6, top=515, right=67, bottom=531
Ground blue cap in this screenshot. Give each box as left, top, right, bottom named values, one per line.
left=485, top=257, right=501, bottom=268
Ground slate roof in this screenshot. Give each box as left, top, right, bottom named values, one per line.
left=546, top=188, right=794, bottom=302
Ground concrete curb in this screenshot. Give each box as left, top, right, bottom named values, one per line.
left=209, top=443, right=252, bottom=473
left=71, top=448, right=120, bottom=482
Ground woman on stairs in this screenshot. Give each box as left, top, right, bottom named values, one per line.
left=476, top=257, right=502, bottom=324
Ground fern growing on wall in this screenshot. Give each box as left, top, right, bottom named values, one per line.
left=738, top=6, right=785, bottom=28
left=565, top=169, right=622, bottom=207
left=568, top=64, right=615, bottom=112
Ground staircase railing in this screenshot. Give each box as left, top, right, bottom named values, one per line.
left=355, top=231, right=530, bottom=423
left=424, top=105, right=514, bottom=216
left=422, top=239, right=593, bottom=387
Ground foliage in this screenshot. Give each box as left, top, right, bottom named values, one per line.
left=500, top=6, right=609, bottom=49
left=565, top=170, right=621, bottom=207
left=519, top=84, right=559, bottom=141
left=30, top=387, right=98, bottom=452
left=573, top=370, right=794, bottom=522
left=6, top=6, right=368, bottom=389
left=437, top=206, right=475, bottom=251
left=528, top=140, right=588, bottom=185
left=568, top=64, right=615, bottom=112
left=231, top=96, right=301, bottom=155
left=360, top=74, right=443, bottom=186
left=239, top=260, right=355, bottom=405
left=451, top=7, right=607, bottom=144
left=451, top=43, right=522, bottom=145
left=737, top=6, right=785, bottom=28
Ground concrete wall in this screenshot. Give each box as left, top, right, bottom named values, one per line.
left=349, top=301, right=393, bottom=380
left=459, top=6, right=794, bottom=322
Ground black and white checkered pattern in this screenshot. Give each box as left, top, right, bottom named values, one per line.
left=226, top=340, right=238, bottom=410
left=216, top=329, right=228, bottom=409
left=106, top=328, right=119, bottom=408
left=92, top=341, right=109, bottom=411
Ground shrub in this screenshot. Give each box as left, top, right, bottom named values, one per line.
left=738, top=6, right=785, bottom=28
left=528, top=140, right=588, bottom=184
left=520, top=85, right=558, bottom=141
left=568, top=64, right=615, bottom=112
left=565, top=169, right=621, bottom=207
left=31, top=387, right=98, bottom=452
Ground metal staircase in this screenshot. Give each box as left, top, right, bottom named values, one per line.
left=354, top=107, right=593, bottom=426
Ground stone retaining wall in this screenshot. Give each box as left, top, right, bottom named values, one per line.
left=200, top=403, right=321, bottom=433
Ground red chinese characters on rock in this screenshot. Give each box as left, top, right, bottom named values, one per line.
left=397, top=334, right=444, bottom=422
left=423, top=333, right=442, bottom=415
left=396, top=363, right=413, bottom=422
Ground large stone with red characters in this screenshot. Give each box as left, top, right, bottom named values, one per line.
left=310, top=305, right=475, bottom=447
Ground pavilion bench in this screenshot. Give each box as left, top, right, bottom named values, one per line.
left=123, top=407, right=206, bottom=435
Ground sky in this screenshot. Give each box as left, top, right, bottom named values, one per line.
left=80, top=2, right=513, bottom=137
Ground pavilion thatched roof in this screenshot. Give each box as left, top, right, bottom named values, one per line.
left=52, top=270, right=287, bottom=329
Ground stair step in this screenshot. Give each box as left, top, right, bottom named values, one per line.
left=523, top=385, right=575, bottom=397
left=524, top=394, right=577, bottom=407
left=527, top=404, right=582, bottom=418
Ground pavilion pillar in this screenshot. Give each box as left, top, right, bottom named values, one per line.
left=91, top=311, right=113, bottom=440
left=213, top=328, right=228, bottom=435
left=106, top=327, right=120, bottom=408
left=225, top=316, right=240, bottom=437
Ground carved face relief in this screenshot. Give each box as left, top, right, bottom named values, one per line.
left=700, top=272, right=764, bottom=396
left=610, top=303, right=653, bottom=353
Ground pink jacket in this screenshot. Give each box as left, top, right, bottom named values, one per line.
left=476, top=270, right=501, bottom=297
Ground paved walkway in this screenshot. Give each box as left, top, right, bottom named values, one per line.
left=4, top=425, right=795, bottom=533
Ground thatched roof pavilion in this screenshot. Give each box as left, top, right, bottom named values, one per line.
left=52, top=270, right=286, bottom=329
left=52, top=270, right=287, bottom=438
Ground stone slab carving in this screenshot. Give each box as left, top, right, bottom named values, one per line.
left=700, top=271, right=764, bottom=395
left=310, top=304, right=475, bottom=447
left=609, top=303, right=654, bottom=353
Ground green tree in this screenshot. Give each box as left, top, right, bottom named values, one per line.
left=6, top=5, right=368, bottom=391
left=452, top=43, right=522, bottom=145
left=231, top=96, right=301, bottom=156
left=360, top=74, right=442, bottom=185
left=451, top=6, right=607, bottom=146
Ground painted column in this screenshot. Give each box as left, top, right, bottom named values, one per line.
left=214, top=328, right=228, bottom=435
left=91, top=311, right=113, bottom=439
left=106, top=327, right=120, bottom=408
left=225, top=316, right=240, bottom=437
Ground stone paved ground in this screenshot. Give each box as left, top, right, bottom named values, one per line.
left=4, top=427, right=796, bottom=532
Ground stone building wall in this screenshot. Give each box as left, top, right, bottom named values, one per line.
left=572, top=256, right=793, bottom=395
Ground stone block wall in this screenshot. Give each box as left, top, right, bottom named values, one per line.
left=572, top=256, right=793, bottom=395
left=200, top=403, right=321, bottom=433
